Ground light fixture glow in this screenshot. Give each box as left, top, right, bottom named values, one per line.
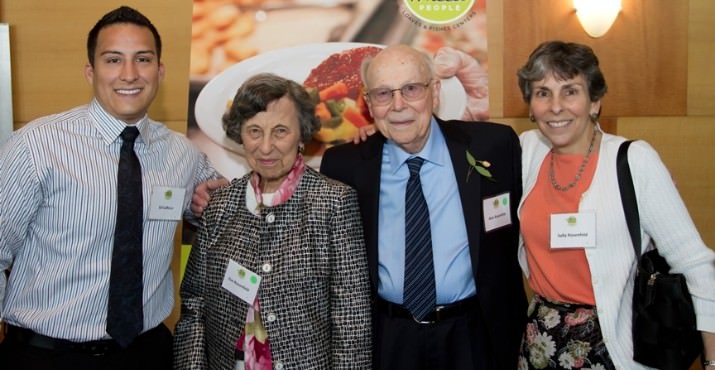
left=573, top=0, right=621, bottom=38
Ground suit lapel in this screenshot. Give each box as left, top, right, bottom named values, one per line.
left=438, top=118, right=483, bottom=274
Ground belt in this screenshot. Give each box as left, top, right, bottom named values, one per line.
left=4, top=324, right=159, bottom=356
left=376, top=296, right=478, bottom=324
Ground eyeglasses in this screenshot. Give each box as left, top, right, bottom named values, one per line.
left=364, top=80, right=432, bottom=105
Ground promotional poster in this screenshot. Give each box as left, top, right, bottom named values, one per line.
left=187, top=0, right=489, bottom=178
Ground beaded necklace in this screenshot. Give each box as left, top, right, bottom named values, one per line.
left=549, top=129, right=598, bottom=191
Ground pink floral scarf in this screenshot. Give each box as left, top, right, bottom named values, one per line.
left=249, top=154, right=306, bottom=209
left=238, top=154, right=306, bottom=370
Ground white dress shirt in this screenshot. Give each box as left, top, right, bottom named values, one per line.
left=0, top=99, right=218, bottom=341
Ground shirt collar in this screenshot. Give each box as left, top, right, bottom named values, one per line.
left=88, top=98, right=151, bottom=146
left=385, top=116, right=449, bottom=174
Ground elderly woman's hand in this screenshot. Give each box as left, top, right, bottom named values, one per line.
left=352, top=124, right=377, bottom=144
left=191, top=178, right=230, bottom=217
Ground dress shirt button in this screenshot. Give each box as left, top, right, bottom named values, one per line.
left=274, top=362, right=284, bottom=370
left=261, top=263, right=272, bottom=273
left=266, top=313, right=277, bottom=322
left=265, top=213, right=275, bottom=223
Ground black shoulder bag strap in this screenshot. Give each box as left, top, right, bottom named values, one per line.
left=616, top=140, right=641, bottom=257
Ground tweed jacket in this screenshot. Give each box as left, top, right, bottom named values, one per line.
left=320, top=117, right=528, bottom=370
left=173, top=167, right=372, bottom=370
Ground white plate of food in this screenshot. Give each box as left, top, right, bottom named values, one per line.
left=194, top=42, right=467, bottom=168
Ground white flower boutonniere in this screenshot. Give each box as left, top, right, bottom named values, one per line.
left=466, top=150, right=495, bottom=182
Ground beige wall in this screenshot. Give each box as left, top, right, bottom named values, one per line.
left=2, top=0, right=714, bottom=339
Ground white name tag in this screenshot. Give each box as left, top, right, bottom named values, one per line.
left=222, top=260, right=262, bottom=305
left=148, top=186, right=185, bottom=220
left=550, top=212, right=596, bottom=249
left=483, top=192, right=512, bottom=232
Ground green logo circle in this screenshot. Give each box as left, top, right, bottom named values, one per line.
left=403, top=0, right=475, bottom=25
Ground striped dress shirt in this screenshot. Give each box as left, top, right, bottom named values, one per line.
left=0, top=99, right=218, bottom=341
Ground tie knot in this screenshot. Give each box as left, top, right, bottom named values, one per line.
left=121, top=127, right=140, bottom=143
left=406, top=157, right=424, bottom=176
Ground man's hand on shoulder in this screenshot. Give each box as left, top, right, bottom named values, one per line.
left=192, top=178, right=229, bottom=217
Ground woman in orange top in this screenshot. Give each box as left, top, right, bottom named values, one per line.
left=516, top=41, right=715, bottom=370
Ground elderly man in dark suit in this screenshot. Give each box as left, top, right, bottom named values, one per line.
left=320, top=44, right=527, bottom=370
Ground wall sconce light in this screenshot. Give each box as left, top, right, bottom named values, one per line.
left=573, top=0, right=621, bottom=38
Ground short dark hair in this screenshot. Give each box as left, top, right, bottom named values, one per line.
left=517, top=40, right=607, bottom=103
left=223, top=73, right=320, bottom=145
left=86, top=6, right=162, bottom=66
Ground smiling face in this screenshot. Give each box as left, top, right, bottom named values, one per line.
left=364, top=45, right=440, bottom=154
left=529, top=72, right=601, bottom=154
left=84, top=23, right=164, bottom=124
left=241, top=96, right=302, bottom=193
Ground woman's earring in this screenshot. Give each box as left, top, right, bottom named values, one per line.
left=590, top=112, right=599, bottom=123
left=529, top=114, right=536, bottom=123
left=298, top=143, right=305, bottom=154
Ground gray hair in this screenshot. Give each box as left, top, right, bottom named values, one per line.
left=222, top=73, right=320, bottom=144
left=517, top=40, right=607, bottom=103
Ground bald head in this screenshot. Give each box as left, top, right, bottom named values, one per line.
left=361, top=44, right=435, bottom=89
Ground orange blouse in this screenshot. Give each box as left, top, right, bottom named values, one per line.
left=520, top=151, right=600, bottom=305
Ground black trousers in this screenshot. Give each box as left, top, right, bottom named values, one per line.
left=374, top=303, right=495, bottom=370
left=0, top=324, right=173, bottom=370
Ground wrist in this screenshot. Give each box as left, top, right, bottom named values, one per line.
left=704, top=360, right=715, bottom=368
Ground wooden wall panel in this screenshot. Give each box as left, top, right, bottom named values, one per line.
left=1, top=0, right=193, bottom=129
left=688, top=0, right=715, bottom=115
left=502, top=0, right=688, bottom=119
left=618, top=117, right=715, bottom=247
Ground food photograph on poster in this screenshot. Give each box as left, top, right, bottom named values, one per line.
left=188, top=0, right=488, bottom=179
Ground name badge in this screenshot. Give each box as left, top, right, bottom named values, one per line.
left=148, top=186, right=186, bottom=220
left=483, top=192, right=512, bottom=232
left=222, top=260, right=262, bottom=305
left=550, top=212, right=596, bottom=248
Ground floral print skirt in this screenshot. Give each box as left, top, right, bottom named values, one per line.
left=518, top=295, right=615, bottom=370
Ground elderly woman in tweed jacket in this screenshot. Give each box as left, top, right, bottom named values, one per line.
left=173, top=73, right=372, bottom=370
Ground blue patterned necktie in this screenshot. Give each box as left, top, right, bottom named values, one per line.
left=403, top=157, right=435, bottom=321
left=107, top=126, right=144, bottom=348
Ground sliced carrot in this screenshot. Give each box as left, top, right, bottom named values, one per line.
left=318, top=81, right=349, bottom=101
left=315, top=102, right=331, bottom=121
left=343, top=106, right=370, bottom=128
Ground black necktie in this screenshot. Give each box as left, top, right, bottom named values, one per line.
left=403, top=157, right=435, bottom=321
left=107, top=126, right=144, bottom=348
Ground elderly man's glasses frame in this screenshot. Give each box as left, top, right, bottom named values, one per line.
left=364, top=80, right=432, bottom=105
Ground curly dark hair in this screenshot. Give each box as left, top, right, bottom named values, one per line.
left=87, top=6, right=162, bottom=67
left=517, top=41, right=607, bottom=103
left=223, top=73, right=320, bottom=144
